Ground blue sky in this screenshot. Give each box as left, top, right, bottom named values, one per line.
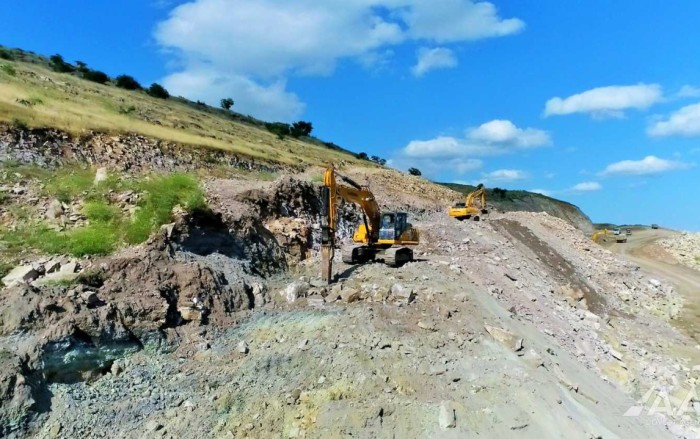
left=2, top=1, right=700, bottom=230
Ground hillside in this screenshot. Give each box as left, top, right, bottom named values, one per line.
left=440, top=182, right=594, bottom=233
left=0, top=46, right=363, bottom=167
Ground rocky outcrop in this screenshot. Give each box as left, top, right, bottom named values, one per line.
left=659, top=232, right=700, bottom=269
left=0, top=125, right=283, bottom=174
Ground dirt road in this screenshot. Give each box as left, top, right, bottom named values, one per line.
left=607, top=229, right=700, bottom=341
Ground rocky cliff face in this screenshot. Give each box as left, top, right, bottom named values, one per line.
left=439, top=183, right=594, bottom=234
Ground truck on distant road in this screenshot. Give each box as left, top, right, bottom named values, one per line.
left=651, top=224, right=659, bottom=229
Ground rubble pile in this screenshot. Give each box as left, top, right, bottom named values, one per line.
left=660, top=232, right=700, bottom=268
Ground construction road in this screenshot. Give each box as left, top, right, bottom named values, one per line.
left=606, top=228, right=700, bottom=342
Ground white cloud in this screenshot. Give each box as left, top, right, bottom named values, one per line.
left=601, top=155, right=690, bottom=176
left=403, top=120, right=550, bottom=159
left=163, top=68, right=304, bottom=121
left=647, top=103, right=700, bottom=137
left=392, top=119, right=548, bottom=179
left=155, top=0, right=524, bottom=120
left=412, top=47, right=457, bottom=77
left=678, top=85, right=700, bottom=98
left=529, top=188, right=552, bottom=197
left=401, top=0, right=525, bottom=42
left=544, top=84, right=663, bottom=118
left=481, top=169, right=529, bottom=182
left=469, top=119, right=551, bottom=147
left=570, top=181, right=602, bottom=192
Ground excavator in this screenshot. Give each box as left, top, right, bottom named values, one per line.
left=320, top=166, right=420, bottom=283
left=448, top=184, right=488, bottom=221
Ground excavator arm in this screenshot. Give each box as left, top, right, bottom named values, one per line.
left=320, top=166, right=381, bottom=282
left=466, top=184, right=486, bottom=210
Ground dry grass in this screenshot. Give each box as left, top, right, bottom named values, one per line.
left=0, top=60, right=361, bottom=166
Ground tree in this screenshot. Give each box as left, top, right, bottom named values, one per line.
left=75, top=61, right=89, bottom=73
left=408, top=167, right=422, bottom=176
left=290, top=121, right=313, bottom=138
left=147, top=83, right=170, bottom=99
left=83, top=69, right=110, bottom=84
left=220, top=98, right=234, bottom=110
left=0, top=48, right=14, bottom=60
left=49, top=54, right=74, bottom=73
left=115, top=75, right=142, bottom=90
left=357, top=152, right=368, bottom=160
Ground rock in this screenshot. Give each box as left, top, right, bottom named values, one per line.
left=80, top=291, right=100, bottom=306
left=46, top=199, right=64, bottom=221
left=44, top=259, right=61, bottom=274
left=610, top=349, right=623, bottom=361
left=280, top=281, right=310, bottom=303
left=439, top=401, right=456, bottom=430
left=145, top=420, right=163, bottom=432
left=49, top=423, right=62, bottom=438
left=110, top=361, right=123, bottom=376
left=60, top=261, right=79, bottom=274
left=94, top=167, right=108, bottom=185
left=32, top=270, right=80, bottom=287
left=389, top=283, right=415, bottom=304
left=252, top=283, right=270, bottom=307
left=649, top=279, right=662, bottom=288
left=237, top=341, right=249, bottom=354
left=417, top=321, right=436, bottom=331
left=341, top=288, right=362, bottom=303
left=484, top=325, right=524, bottom=352
left=179, top=306, right=202, bottom=322
left=2, top=265, right=40, bottom=286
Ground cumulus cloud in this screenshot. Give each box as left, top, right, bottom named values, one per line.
left=570, top=181, right=602, bottom=192
left=412, top=47, right=457, bottom=77
left=162, top=68, right=304, bottom=121
left=544, top=84, right=663, bottom=118
left=391, top=119, right=548, bottom=179
left=647, top=103, right=700, bottom=137
left=678, top=85, right=700, bottom=98
left=601, top=155, right=690, bottom=176
left=155, top=0, right=524, bottom=120
left=480, top=169, right=529, bottom=183
left=403, top=120, right=551, bottom=159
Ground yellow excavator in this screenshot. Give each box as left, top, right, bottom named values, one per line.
left=591, top=229, right=608, bottom=243
left=448, top=184, right=488, bottom=221
left=320, top=166, right=420, bottom=283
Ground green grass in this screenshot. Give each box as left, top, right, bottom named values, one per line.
left=0, top=63, right=15, bottom=76
left=0, top=170, right=206, bottom=257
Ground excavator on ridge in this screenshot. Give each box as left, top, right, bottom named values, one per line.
left=448, top=184, right=488, bottom=221
left=319, top=165, right=420, bottom=283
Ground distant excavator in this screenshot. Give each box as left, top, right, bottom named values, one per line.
left=448, top=184, right=488, bottom=221
left=320, top=166, right=420, bottom=283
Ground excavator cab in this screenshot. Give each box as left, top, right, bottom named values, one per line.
left=378, top=212, right=405, bottom=241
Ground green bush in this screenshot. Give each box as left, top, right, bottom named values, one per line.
left=220, top=98, right=234, bottom=110
left=83, top=201, right=120, bottom=223
left=0, top=63, right=16, bottom=76
left=290, top=121, right=313, bottom=138
left=83, top=69, right=110, bottom=84
left=265, top=122, right=291, bottom=140
left=49, top=54, right=74, bottom=73
left=356, top=152, right=368, bottom=160
left=147, top=83, right=170, bottom=99
left=408, top=167, right=422, bottom=176
left=115, top=75, right=141, bottom=90
left=0, top=48, right=13, bottom=60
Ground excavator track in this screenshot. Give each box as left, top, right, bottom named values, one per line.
left=342, top=245, right=375, bottom=264
left=383, top=247, right=413, bottom=267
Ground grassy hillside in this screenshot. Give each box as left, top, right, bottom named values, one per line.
left=439, top=182, right=594, bottom=232
left=0, top=47, right=363, bottom=167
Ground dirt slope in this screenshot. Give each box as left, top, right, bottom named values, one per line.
left=3, top=169, right=699, bottom=438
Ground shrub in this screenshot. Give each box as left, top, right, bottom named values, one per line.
left=12, top=118, right=28, bottom=130
left=115, top=75, right=142, bottom=90
left=265, top=122, right=291, bottom=140
left=75, top=61, right=88, bottom=73
left=0, top=63, right=16, bottom=76
left=118, top=105, right=137, bottom=115
left=83, top=201, right=120, bottom=223
left=220, top=98, right=234, bottom=110
left=49, top=54, right=74, bottom=73
left=408, top=167, right=421, bottom=176
left=147, top=83, right=170, bottom=99
left=83, top=69, right=110, bottom=84
left=0, top=48, right=13, bottom=60
left=290, top=121, right=313, bottom=138
left=356, top=152, right=368, bottom=160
